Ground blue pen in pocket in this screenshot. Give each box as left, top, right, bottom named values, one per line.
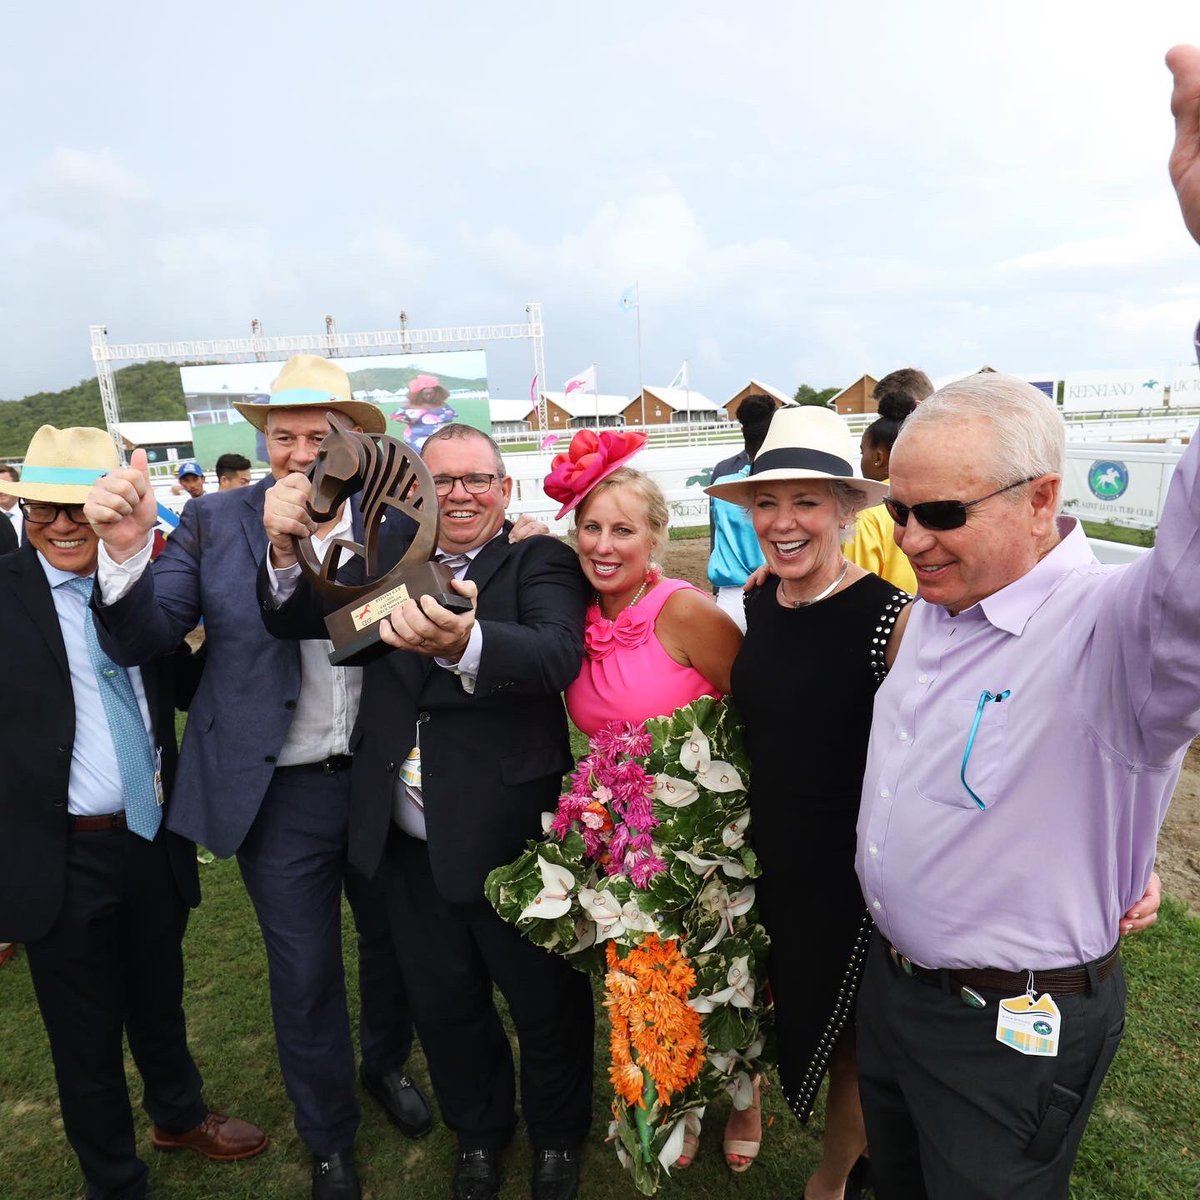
left=961, top=689, right=1011, bottom=810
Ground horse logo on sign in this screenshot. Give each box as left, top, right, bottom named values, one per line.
left=1087, top=460, right=1129, bottom=501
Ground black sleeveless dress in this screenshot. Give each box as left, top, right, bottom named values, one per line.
left=730, top=572, right=910, bottom=1121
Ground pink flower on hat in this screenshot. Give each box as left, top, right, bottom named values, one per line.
left=543, top=429, right=648, bottom=518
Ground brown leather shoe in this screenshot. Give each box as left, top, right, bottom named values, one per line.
left=152, top=1111, right=269, bottom=1161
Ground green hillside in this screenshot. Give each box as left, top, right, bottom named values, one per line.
left=0, top=361, right=187, bottom=458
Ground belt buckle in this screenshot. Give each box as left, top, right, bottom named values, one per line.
left=321, top=757, right=337, bottom=775
left=888, top=946, right=915, bottom=976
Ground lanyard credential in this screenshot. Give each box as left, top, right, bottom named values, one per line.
left=960, top=688, right=1011, bottom=810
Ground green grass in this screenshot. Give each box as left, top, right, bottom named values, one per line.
left=1, top=863, right=1196, bottom=1198
left=1079, top=520, right=1156, bottom=548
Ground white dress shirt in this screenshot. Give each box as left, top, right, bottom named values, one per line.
left=97, top=508, right=364, bottom=767
left=2, top=505, right=22, bottom=545
left=41, top=554, right=154, bottom=816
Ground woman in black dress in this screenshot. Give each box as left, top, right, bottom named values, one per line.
left=708, top=406, right=910, bottom=1200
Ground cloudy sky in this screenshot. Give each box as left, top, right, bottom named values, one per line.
left=2, top=2, right=1199, bottom=404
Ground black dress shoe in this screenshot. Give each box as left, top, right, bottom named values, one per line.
left=360, top=1064, right=434, bottom=1138
left=453, top=1148, right=501, bottom=1200
left=312, top=1150, right=361, bottom=1200
left=531, top=1147, right=580, bottom=1200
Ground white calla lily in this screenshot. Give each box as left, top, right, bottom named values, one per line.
left=674, top=849, right=748, bottom=880
left=698, top=884, right=756, bottom=951
left=653, top=773, right=700, bottom=808
left=657, top=1114, right=688, bottom=1170
left=689, top=954, right=755, bottom=1012
left=620, top=900, right=660, bottom=934
left=518, top=856, right=576, bottom=920
left=578, top=887, right=625, bottom=942
left=721, top=811, right=750, bottom=849
left=679, top=726, right=711, bottom=774
left=727, top=1069, right=756, bottom=1110
left=695, top=758, right=746, bottom=793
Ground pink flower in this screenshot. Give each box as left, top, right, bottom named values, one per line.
left=628, top=852, right=667, bottom=889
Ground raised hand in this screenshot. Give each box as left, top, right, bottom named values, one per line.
left=263, top=472, right=317, bottom=568
left=1167, top=45, right=1200, bottom=245
left=84, top=447, right=157, bottom=563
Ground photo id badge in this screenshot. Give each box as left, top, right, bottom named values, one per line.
left=995, top=992, right=1061, bottom=1056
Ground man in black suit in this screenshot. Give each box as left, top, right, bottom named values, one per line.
left=261, top=423, right=593, bottom=1200
left=0, top=425, right=266, bottom=1200
left=0, top=463, right=20, bottom=553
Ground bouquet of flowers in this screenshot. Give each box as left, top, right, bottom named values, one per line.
left=485, top=697, right=771, bottom=1195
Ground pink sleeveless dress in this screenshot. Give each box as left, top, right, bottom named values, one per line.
left=566, top=578, right=723, bottom=736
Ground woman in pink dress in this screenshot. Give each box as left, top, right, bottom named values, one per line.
left=545, top=430, right=761, bottom=1173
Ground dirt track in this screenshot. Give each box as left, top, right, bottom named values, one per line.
left=661, top=536, right=1200, bottom=916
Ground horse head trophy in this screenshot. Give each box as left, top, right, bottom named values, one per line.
left=292, top=411, right=472, bottom=664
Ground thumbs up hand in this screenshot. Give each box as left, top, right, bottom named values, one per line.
left=84, top=447, right=159, bottom=562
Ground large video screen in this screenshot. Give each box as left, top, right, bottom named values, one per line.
left=179, top=349, right=491, bottom=466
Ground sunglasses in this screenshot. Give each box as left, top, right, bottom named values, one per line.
left=19, top=500, right=89, bottom=526
left=883, top=476, right=1038, bottom=532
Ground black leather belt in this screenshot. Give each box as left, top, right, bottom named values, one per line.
left=882, top=935, right=1120, bottom=998
left=70, top=811, right=127, bottom=832
left=278, top=754, right=353, bottom=775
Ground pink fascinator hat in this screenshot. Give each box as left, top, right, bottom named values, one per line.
left=543, top=429, right=648, bottom=519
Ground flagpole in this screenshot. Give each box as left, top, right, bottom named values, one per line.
left=594, top=362, right=600, bottom=431
left=684, top=358, right=690, bottom=423
left=636, top=282, right=645, bottom=427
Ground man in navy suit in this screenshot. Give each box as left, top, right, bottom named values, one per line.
left=84, top=357, right=429, bottom=1200
left=0, top=425, right=267, bottom=1200
left=260, top=424, right=594, bottom=1200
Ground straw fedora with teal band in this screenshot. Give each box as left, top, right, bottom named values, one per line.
left=704, top=406, right=887, bottom=508
left=232, top=354, right=387, bottom=435
left=4, top=425, right=119, bottom=503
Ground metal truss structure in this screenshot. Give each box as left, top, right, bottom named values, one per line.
left=90, top=303, right=547, bottom=461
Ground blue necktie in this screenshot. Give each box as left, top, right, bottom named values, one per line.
left=65, top=576, right=161, bottom=840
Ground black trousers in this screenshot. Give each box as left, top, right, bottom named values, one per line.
left=24, top=827, right=207, bottom=1200
left=382, top=828, right=593, bottom=1152
left=237, top=763, right=414, bottom=1157
left=856, top=932, right=1126, bottom=1200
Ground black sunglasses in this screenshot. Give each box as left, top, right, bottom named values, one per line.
left=883, top=476, right=1039, bottom=532
left=18, top=500, right=89, bottom=526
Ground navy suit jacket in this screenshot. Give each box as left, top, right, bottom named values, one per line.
left=93, top=479, right=365, bottom=858
left=260, top=521, right=586, bottom=903
left=0, top=546, right=199, bottom=942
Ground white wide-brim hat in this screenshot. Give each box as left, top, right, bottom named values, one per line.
left=704, top=406, right=887, bottom=507
left=232, top=353, right=387, bottom=434
left=4, top=425, right=120, bottom=503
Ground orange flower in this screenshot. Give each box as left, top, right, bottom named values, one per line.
left=603, top=935, right=705, bottom=1109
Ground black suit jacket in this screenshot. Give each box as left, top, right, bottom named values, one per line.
left=260, top=522, right=586, bottom=904
left=0, top=546, right=200, bottom=943
left=0, top=513, right=18, bottom=555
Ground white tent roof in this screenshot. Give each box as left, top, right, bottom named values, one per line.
left=118, top=421, right=193, bottom=446
left=642, top=386, right=723, bottom=413
left=488, top=399, right=534, bottom=422
left=542, top=391, right=630, bottom=418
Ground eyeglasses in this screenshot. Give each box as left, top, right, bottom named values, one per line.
left=431, top=473, right=502, bottom=496
left=883, top=476, right=1039, bottom=531
left=19, top=500, right=88, bottom=525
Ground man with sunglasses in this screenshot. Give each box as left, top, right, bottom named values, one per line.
left=852, top=46, right=1200, bottom=1200
left=0, top=425, right=268, bottom=1200
left=260, top=423, right=594, bottom=1200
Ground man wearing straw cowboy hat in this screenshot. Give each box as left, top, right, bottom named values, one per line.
left=0, top=425, right=268, bottom=1200
left=83, top=356, right=429, bottom=1200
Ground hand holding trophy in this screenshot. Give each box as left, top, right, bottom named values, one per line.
left=292, top=412, right=471, bottom=664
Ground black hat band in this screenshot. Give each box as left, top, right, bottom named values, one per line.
left=751, top=447, right=853, bottom=478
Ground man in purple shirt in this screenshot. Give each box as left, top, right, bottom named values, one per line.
left=852, top=45, right=1200, bottom=1200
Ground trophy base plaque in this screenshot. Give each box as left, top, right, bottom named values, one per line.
left=324, top=560, right=473, bottom=666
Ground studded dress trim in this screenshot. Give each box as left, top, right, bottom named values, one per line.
left=782, top=585, right=911, bottom=1123
left=868, top=589, right=912, bottom=685
left=782, top=911, right=874, bottom=1122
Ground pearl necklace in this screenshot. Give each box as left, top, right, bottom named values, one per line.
left=596, top=576, right=650, bottom=618
left=780, top=560, right=850, bottom=609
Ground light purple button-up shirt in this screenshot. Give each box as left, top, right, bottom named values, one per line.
left=856, top=422, right=1200, bottom=972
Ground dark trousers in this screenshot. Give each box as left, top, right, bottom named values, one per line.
left=382, top=828, right=593, bottom=1152
left=236, top=763, right=413, bottom=1157
left=856, top=932, right=1126, bottom=1200
left=24, top=828, right=207, bottom=1200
